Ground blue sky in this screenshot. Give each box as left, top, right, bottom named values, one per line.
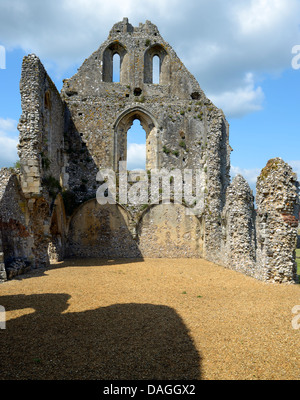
left=0, top=0, right=300, bottom=193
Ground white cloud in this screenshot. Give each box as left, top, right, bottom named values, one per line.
left=0, top=0, right=300, bottom=117
left=0, top=118, right=19, bottom=168
left=210, top=73, right=265, bottom=118
left=231, top=165, right=261, bottom=185
left=127, top=143, right=146, bottom=170
left=235, top=0, right=293, bottom=35
left=0, top=117, right=18, bottom=132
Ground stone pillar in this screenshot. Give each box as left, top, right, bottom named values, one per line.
left=221, top=175, right=256, bottom=276
left=204, top=116, right=231, bottom=263
left=256, top=158, right=300, bottom=283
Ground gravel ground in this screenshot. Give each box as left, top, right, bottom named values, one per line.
left=0, top=258, right=300, bottom=380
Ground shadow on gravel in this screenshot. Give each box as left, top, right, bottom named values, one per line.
left=0, top=293, right=201, bottom=380
left=9, top=258, right=145, bottom=281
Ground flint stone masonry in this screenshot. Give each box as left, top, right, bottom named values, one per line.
left=18, top=54, right=65, bottom=196
left=60, top=18, right=230, bottom=261
left=221, top=175, right=256, bottom=277
left=256, top=158, right=300, bottom=283
left=0, top=169, right=33, bottom=280
left=0, top=19, right=299, bottom=283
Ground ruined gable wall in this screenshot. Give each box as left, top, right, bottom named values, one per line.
left=60, top=19, right=230, bottom=210
left=60, top=19, right=230, bottom=262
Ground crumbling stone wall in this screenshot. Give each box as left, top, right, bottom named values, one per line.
left=0, top=169, right=33, bottom=280
left=0, top=168, right=67, bottom=279
left=255, top=158, right=299, bottom=283
left=221, top=175, right=256, bottom=276
left=18, top=54, right=65, bottom=196
left=16, top=53, right=67, bottom=270
left=219, top=158, right=299, bottom=284
left=203, top=117, right=231, bottom=263
left=61, top=18, right=229, bottom=211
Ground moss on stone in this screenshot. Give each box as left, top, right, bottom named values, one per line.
left=258, top=158, right=281, bottom=182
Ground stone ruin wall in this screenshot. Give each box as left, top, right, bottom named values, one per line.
left=0, top=169, right=33, bottom=281
left=15, top=54, right=67, bottom=270
left=221, top=174, right=256, bottom=278
left=18, top=54, right=65, bottom=196
left=0, top=19, right=299, bottom=283
left=255, top=159, right=299, bottom=283
left=0, top=54, right=68, bottom=279
left=220, top=158, right=300, bottom=283
left=61, top=19, right=229, bottom=197
left=66, top=201, right=203, bottom=259
left=60, top=18, right=230, bottom=262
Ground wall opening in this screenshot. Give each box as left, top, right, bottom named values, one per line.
left=102, top=42, right=128, bottom=84
left=144, top=44, right=169, bottom=85
left=127, top=119, right=146, bottom=170
left=152, top=55, right=160, bottom=84
left=134, top=87, right=142, bottom=96
left=113, top=53, right=121, bottom=83
left=114, top=108, right=160, bottom=172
